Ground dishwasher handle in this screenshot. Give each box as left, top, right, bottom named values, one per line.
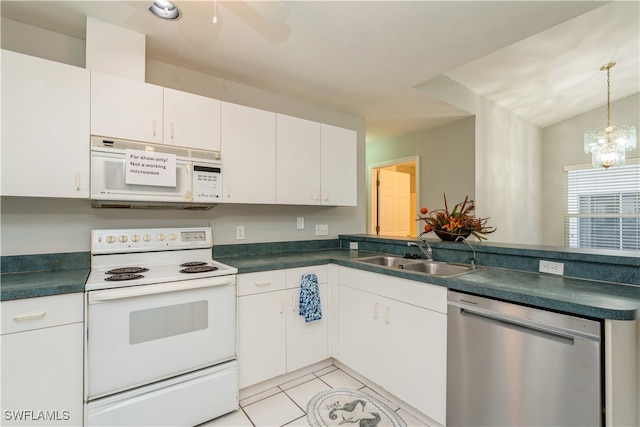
left=450, top=300, right=600, bottom=343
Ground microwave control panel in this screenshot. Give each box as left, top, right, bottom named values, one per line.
left=193, top=165, right=222, bottom=201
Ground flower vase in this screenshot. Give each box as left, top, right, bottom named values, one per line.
left=434, top=230, right=471, bottom=241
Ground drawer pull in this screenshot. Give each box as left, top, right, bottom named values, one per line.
left=384, top=306, right=390, bottom=324
left=254, top=281, right=271, bottom=287
left=14, top=311, right=46, bottom=321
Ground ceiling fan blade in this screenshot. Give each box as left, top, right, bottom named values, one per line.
left=221, top=0, right=291, bottom=45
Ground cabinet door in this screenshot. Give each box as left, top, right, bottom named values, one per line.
left=237, top=291, right=286, bottom=388
left=1, top=323, right=84, bottom=426
left=337, top=285, right=382, bottom=385
left=91, top=71, right=163, bottom=143
left=380, top=298, right=447, bottom=425
left=1, top=50, right=90, bottom=198
left=221, top=102, right=276, bottom=204
left=163, top=88, right=221, bottom=151
left=320, top=124, right=357, bottom=206
left=276, top=114, right=321, bottom=205
left=286, top=284, right=328, bottom=372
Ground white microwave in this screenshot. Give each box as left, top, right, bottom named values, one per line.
left=90, top=136, right=222, bottom=209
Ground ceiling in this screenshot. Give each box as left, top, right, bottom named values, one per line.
left=2, top=1, right=638, bottom=143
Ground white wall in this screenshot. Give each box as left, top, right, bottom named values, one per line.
left=0, top=18, right=366, bottom=255
left=396, top=76, right=543, bottom=245
left=366, top=117, right=476, bottom=235
left=541, top=93, right=640, bottom=246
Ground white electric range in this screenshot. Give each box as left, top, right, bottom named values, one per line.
left=84, top=227, right=238, bottom=427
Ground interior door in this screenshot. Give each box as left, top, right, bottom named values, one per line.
left=378, top=169, right=410, bottom=236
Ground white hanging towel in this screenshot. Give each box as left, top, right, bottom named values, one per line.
left=299, top=273, right=322, bottom=322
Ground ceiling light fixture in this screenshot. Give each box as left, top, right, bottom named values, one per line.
left=584, top=62, right=637, bottom=169
left=149, top=0, right=180, bottom=20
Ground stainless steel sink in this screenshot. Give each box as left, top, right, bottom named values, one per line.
left=354, top=256, right=477, bottom=277
left=355, top=255, right=422, bottom=268
left=399, top=260, right=476, bottom=277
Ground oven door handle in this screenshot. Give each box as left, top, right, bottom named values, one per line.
left=88, top=276, right=235, bottom=303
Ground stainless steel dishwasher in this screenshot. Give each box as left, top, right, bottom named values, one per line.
left=447, top=290, right=602, bottom=426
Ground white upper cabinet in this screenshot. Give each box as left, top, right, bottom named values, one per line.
left=276, top=115, right=357, bottom=206
left=1, top=49, right=90, bottom=198
left=163, top=87, right=221, bottom=152
left=221, top=102, right=277, bottom=204
left=321, top=124, right=357, bottom=206
left=276, top=114, right=321, bottom=205
left=91, top=72, right=221, bottom=151
left=91, top=71, right=163, bottom=143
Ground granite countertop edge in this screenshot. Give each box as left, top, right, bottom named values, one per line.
left=2, top=250, right=638, bottom=321
left=1, top=269, right=89, bottom=301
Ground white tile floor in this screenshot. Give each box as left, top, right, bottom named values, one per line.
left=200, top=365, right=429, bottom=427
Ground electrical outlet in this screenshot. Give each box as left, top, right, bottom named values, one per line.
left=539, top=260, right=564, bottom=275
left=315, top=224, right=329, bottom=236
left=297, top=217, right=304, bottom=230
left=236, top=226, right=245, bottom=240
left=349, top=242, right=358, bottom=250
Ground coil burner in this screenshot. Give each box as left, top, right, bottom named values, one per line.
left=180, top=265, right=219, bottom=274
left=106, top=267, right=149, bottom=275
left=105, top=273, right=145, bottom=281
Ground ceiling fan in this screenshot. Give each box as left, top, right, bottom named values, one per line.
left=123, top=0, right=291, bottom=49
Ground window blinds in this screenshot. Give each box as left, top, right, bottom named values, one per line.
left=564, top=160, right=640, bottom=251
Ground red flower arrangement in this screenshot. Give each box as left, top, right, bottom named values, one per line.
left=417, top=194, right=496, bottom=241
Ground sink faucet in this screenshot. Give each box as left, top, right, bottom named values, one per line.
left=455, top=236, right=477, bottom=269
left=407, top=232, right=433, bottom=260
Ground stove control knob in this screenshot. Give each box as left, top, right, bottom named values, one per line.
left=106, top=235, right=116, bottom=244
left=131, top=235, right=140, bottom=243
left=157, top=234, right=166, bottom=241
left=169, top=233, right=177, bottom=241
left=119, top=235, right=128, bottom=243
left=143, top=234, right=151, bottom=242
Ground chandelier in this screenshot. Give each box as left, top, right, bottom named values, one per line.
left=583, top=62, right=637, bottom=169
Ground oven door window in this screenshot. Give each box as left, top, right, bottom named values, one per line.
left=130, top=300, right=208, bottom=344
left=86, top=279, right=236, bottom=400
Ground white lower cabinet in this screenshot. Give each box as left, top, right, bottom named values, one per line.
left=337, top=267, right=447, bottom=425
left=1, top=294, right=84, bottom=426
left=237, top=266, right=329, bottom=389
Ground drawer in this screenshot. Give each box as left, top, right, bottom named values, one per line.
left=1, top=293, right=84, bottom=335
left=238, top=270, right=286, bottom=296
left=286, top=265, right=328, bottom=288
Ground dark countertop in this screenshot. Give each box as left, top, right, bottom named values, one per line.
left=1, top=269, right=89, bottom=301
left=2, top=248, right=638, bottom=321
left=219, top=249, right=640, bottom=321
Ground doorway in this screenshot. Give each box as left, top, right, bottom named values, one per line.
left=369, top=156, right=419, bottom=237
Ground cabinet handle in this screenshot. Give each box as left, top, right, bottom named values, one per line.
left=290, top=295, right=296, bottom=311
left=254, top=281, right=271, bottom=287
left=13, top=311, right=46, bottom=321
left=384, top=306, right=390, bottom=324
left=75, top=172, right=81, bottom=191
left=278, top=297, right=284, bottom=313
left=322, top=188, right=329, bottom=201
left=226, top=182, right=231, bottom=198
left=313, top=188, right=319, bottom=201
left=152, top=119, right=157, bottom=137
left=170, top=122, right=175, bottom=139
left=373, top=302, right=379, bottom=319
